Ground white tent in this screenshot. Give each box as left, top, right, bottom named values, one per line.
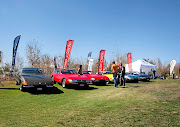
left=125, top=59, right=156, bottom=74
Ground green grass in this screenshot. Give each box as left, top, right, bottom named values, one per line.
left=0, top=79, right=180, bottom=127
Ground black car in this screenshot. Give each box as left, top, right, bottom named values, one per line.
left=15, top=67, right=54, bottom=91
left=138, top=74, right=151, bottom=82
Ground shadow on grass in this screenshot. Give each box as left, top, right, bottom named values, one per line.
left=119, top=86, right=128, bottom=88
left=126, top=81, right=139, bottom=83
left=146, top=80, right=156, bottom=82
left=26, top=87, right=64, bottom=95
left=131, top=86, right=141, bottom=88
left=94, top=84, right=112, bottom=86
left=0, top=88, right=19, bottom=90
left=66, top=86, right=98, bottom=90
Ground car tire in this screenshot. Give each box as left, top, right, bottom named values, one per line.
left=20, top=84, right=24, bottom=91
left=62, top=79, right=67, bottom=88
left=84, top=85, right=89, bottom=89
left=101, top=82, right=107, bottom=86
left=15, top=80, right=19, bottom=85
left=52, top=76, right=56, bottom=84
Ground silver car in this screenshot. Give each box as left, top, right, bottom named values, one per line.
left=125, top=72, right=139, bottom=83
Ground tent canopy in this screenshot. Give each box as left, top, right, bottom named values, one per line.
left=125, top=59, right=156, bottom=74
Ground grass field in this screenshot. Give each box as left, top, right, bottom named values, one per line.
left=0, top=79, right=180, bottom=127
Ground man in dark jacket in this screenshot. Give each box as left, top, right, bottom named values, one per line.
left=119, top=63, right=125, bottom=86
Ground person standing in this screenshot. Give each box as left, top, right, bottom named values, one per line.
left=173, top=71, right=175, bottom=79
left=119, top=63, right=125, bottom=86
left=149, top=69, right=153, bottom=79
left=78, top=65, right=83, bottom=75
left=111, top=61, right=119, bottom=88
left=153, top=69, right=156, bottom=79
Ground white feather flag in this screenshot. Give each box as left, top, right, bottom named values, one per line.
left=170, top=60, right=176, bottom=75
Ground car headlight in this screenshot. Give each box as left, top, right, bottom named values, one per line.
left=68, top=79, right=73, bottom=83
left=91, top=78, right=95, bottom=81
left=22, top=81, right=27, bottom=85
left=21, top=77, right=28, bottom=85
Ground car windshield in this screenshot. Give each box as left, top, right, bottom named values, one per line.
left=139, top=74, right=149, bottom=76
left=103, top=72, right=113, bottom=74
left=61, top=70, right=78, bottom=74
left=22, top=69, right=43, bottom=74
left=83, top=71, right=96, bottom=74
left=125, top=72, right=132, bottom=75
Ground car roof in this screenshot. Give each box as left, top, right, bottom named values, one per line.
left=22, top=67, right=41, bottom=70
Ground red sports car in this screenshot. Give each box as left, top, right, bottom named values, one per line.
left=82, top=70, right=109, bottom=85
left=51, top=69, right=92, bottom=88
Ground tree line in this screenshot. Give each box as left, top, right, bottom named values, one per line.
left=0, top=41, right=180, bottom=77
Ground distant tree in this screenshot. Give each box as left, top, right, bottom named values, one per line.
left=68, top=57, right=87, bottom=71
left=41, top=54, right=53, bottom=75
left=110, top=52, right=127, bottom=66
left=54, top=55, right=64, bottom=69
left=0, top=51, right=2, bottom=63
left=14, top=54, right=24, bottom=72
left=155, top=58, right=163, bottom=75
left=2, top=63, right=11, bottom=72
left=26, top=42, right=41, bottom=68
left=92, top=58, right=99, bottom=72
left=161, top=65, right=170, bottom=77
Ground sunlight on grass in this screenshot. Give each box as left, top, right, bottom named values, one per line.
left=0, top=79, right=180, bottom=126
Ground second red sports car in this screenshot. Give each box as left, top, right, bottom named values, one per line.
left=83, top=70, right=109, bottom=85
left=51, top=69, right=92, bottom=88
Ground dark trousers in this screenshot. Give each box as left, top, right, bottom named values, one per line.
left=120, top=75, right=125, bottom=86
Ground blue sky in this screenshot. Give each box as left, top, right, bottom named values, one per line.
left=0, top=0, right=180, bottom=66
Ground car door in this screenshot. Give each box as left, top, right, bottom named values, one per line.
left=59, top=69, right=67, bottom=83
left=55, top=70, right=62, bottom=83
left=53, top=70, right=59, bottom=82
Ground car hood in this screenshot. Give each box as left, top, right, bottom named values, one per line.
left=22, top=74, right=52, bottom=85
left=66, top=74, right=90, bottom=80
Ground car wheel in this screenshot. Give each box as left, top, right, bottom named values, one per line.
left=15, top=80, right=19, bottom=85
left=62, top=79, right=67, bottom=88
left=101, top=82, right=107, bottom=86
left=106, top=81, right=109, bottom=85
left=20, top=84, right=24, bottom=91
left=52, top=76, right=56, bottom=84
